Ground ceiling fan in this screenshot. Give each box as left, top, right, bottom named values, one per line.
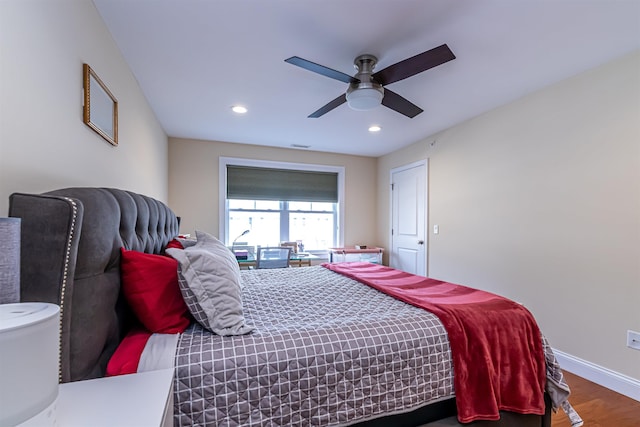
left=285, top=44, right=455, bottom=119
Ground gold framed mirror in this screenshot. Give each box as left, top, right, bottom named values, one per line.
left=83, top=64, right=118, bottom=146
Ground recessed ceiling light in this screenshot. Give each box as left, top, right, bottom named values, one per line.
left=368, top=125, right=381, bottom=132
left=231, top=105, right=247, bottom=114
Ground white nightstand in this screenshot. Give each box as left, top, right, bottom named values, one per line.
left=56, top=368, right=174, bottom=427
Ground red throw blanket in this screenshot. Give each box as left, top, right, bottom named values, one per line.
left=323, top=262, right=546, bottom=423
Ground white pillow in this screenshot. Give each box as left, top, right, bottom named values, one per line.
left=166, top=230, right=253, bottom=336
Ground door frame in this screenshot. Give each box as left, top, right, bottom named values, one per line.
left=389, top=159, right=428, bottom=275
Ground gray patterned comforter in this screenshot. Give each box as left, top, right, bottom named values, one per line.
left=173, top=265, right=571, bottom=426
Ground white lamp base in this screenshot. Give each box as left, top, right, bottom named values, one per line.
left=17, top=398, right=57, bottom=427
left=0, top=303, right=60, bottom=426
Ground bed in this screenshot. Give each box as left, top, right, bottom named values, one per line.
left=9, top=187, right=578, bottom=427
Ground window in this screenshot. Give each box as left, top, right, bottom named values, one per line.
left=228, top=200, right=336, bottom=250
left=220, top=158, right=344, bottom=253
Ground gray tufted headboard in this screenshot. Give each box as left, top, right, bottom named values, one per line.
left=8, top=188, right=179, bottom=383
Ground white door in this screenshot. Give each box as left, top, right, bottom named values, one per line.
left=390, top=161, right=427, bottom=275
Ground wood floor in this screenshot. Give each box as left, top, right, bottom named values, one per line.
left=552, top=371, right=640, bottom=427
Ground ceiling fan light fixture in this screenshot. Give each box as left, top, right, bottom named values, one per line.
left=346, top=87, right=383, bottom=111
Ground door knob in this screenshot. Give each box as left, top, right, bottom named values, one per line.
left=418, top=240, right=424, bottom=245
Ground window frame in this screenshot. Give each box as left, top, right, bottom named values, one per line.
left=219, top=157, right=345, bottom=251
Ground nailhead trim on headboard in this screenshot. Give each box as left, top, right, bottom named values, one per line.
left=57, top=197, right=78, bottom=383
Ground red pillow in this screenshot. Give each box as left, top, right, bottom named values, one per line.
left=164, top=238, right=184, bottom=251
left=106, top=327, right=152, bottom=376
left=120, top=248, right=191, bottom=333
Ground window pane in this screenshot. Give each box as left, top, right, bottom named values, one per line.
left=311, top=202, right=333, bottom=212
left=255, top=200, right=280, bottom=210
left=289, top=201, right=333, bottom=212
left=228, top=199, right=255, bottom=209
left=289, top=213, right=334, bottom=250
left=289, top=201, right=311, bottom=211
left=229, top=212, right=280, bottom=246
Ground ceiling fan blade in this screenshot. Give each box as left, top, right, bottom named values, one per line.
left=285, top=56, right=358, bottom=84
left=381, top=89, right=423, bottom=118
left=372, top=44, right=455, bottom=86
left=308, top=94, right=347, bottom=118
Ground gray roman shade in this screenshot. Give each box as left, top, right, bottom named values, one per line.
left=227, top=165, right=338, bottom=202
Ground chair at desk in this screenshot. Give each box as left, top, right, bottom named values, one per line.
left=256, top=247, right=291, bottom=269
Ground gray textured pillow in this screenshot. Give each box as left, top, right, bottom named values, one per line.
left=166, top=230, right=254, bottom=336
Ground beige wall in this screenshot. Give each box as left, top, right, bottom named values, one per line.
left=0, top=0, right=168, bottom=215
left=168, top=138, right=377, bottom=247
left=377, top=51, right=640, bottom=379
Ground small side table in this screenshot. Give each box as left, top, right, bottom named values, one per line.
left=56, top=368, right=174, bottom=427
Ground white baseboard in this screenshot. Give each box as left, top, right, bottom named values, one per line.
left=552, top=347, right=640, bottom=402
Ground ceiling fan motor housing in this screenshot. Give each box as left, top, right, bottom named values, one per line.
left=346, top=55, right=384, bottom=110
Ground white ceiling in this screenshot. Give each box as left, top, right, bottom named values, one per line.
left=93, top=0, right=640, bottom=157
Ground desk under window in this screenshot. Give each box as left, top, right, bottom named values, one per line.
left=237, top=252, right=319, bottom=269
